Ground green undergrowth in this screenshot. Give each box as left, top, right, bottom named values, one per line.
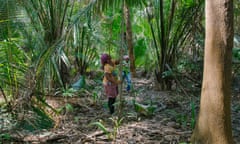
left=16, top=106, right=54, bottom=132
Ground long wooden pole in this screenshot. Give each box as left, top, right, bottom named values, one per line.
left=118, top=0, right=125, bottom=116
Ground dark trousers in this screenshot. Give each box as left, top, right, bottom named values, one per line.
left=108, top=97, right=116, bottom=114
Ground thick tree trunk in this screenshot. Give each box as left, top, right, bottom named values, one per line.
left=191, top=0, right=234, bottom=143
left=124, top=4, right=136, bottom=77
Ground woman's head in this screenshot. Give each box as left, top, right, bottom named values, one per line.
left=101, top=53, right=111, bottom=69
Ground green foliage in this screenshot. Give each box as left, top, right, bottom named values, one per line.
left=133, top=99, right=157, bottom=116
left=0, top=0, right=205, bottom=136
left=56, top=103, right=74, bottom=114
left=99, top=9, right=122, bottom=54
left=92, top=121, right=110, bottom=134
left=233, top=47, right=240, bottom=62
left=17, top=106, right=54, bottom=132
left=0, top=133, right=11, bottom=141
left=93, top=0, right=144, bottom=13
left=145, top=0, right=204, bottom=89
left=91, top=120, right=111, bottom=139
left=162, top=70, right=173, bottom=78
left=92, top=91, right=100, bottom=105
left=91, top=117, right=124, bottom=141
left=233, top=104, right=240, bottom=111
left=0, top=0, right=22, bottom=40
left=190, top=101, right=196, bottom=129
left=164, top=101, right=196, bottom=129
left=109, top=117, right=124, bottom=139
left=65, top=103, right=74, bottom=112
left=62, top=88, right=77, bottom=97
left=19, top=0, right=75, bottom=90
left=176, top=114, right=188, bottom=127
left=134, top=38, right=147, bottom=66
left=234, top=0, right=240, bottom=33
left=0, top=40, right=28, bottom=99
left=177, top=57, right=202, bottom=74
left=69, top=21, right=98, bottom=74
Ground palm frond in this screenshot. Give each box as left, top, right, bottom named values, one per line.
left=143, top=0, right=204, bottom=89
left=93, top=0, right=146, bottom=13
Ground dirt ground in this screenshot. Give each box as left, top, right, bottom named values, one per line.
left=1, top=76, right=240, bottom=144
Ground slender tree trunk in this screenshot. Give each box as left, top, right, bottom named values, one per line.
left=124, top=4, right=136, bottom=77
left=191, top=0, right=234, bottom=143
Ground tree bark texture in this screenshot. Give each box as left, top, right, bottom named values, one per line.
left=191, top=0, right=234, bottom=143
left=124, top=4, right=136, bottom=77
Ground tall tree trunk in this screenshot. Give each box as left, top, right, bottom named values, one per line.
left=191, top=0, right=234, bottom=143
left=124, top=4, right=136, bottom=77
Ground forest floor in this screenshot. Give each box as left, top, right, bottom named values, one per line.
left=1, top=74, right=240, bottom=143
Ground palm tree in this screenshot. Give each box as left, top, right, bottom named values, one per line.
left=0, top=0, right=28, bottom=109
left=0, top=0, right=103, bottom=131
left=145, top=0, right=204, bottom=90
left=21, top=0, right=73, bottom=89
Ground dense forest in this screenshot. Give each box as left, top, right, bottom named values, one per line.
left=0, top=0, right=239, bottom=143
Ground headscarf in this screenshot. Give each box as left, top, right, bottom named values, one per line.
left=101, top=53, right=110, bottom=69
